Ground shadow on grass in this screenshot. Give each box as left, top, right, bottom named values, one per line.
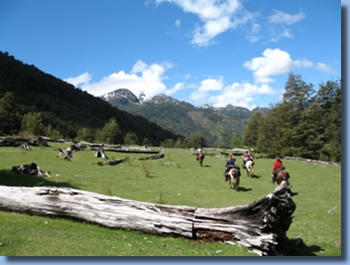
left=0, top=169, right=79, bottom=189
left=277, top=238, right=324, bottom=256
left=251, top=173, right=261, bottom=179
left=236, top=187, right=252, bottom=192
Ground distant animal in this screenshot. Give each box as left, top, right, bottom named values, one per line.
left=244, top=160, right=254, bottom=177
left=272, top=170, right=290, bottom=185
left=226, top=168, right=240, bottom=191
left=196, top=153, right=204, bottom=167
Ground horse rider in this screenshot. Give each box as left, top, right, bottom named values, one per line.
left=196, top=147, right=203, bottom=160
left=272, top=156, right=285, bottom=183
left=224, top=154, right=241, bottom=181
left=243, top=150, right=254, bottom=168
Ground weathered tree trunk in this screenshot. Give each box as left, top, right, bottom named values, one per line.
left=138, top=153, right=165, bottom=160
left=100, top=147, right=159, bottom=154
left=0, top=181, right=295, bottom=255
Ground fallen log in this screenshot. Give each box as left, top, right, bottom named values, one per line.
left=98, top=159, right=126, bottom=166
left=138, top=153, right=165, bottom=160
left=0, top=136, right=49, bottom=148
left=0, top=181, right=295, bottom=255
left=11, top=162, right=51, bottom=178
left=96, top=147, right=159, bottom=154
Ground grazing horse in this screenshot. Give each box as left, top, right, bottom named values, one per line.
left=196, top=153, right=204, bottom=167
left=226, top=168, right=240, bottom=190
left=245, top=160, right=254, bottom=177
left=272, top=170, right=290, bottom=185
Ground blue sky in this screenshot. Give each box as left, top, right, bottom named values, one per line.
left=0, top=0, right=341, bottom=110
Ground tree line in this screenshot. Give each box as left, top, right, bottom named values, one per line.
left=242, top=72, right=341, bottom=162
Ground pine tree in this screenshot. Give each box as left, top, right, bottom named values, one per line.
left=95, top=118, right=123, bottom=144
left=21, top=112, right=45, bottom=136
left=243, top=112, right=262, bottom=148
left=0, top=92, right=22, bottom=134
left=281, top=72, right=315, bottom=157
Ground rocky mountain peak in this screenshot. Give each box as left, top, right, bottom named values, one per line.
left=102, top=88, right=141, bottom=105
left=144, top=94, right=182, bottom=105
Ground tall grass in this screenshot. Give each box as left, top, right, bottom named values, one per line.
left=0, top=144, right=341, bottom=256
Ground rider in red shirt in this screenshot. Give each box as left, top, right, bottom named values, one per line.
left=273, top=157, right=283, bottom=171
left=272, top=156, right=285, bottom=182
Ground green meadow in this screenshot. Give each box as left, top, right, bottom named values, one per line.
left=0, top=143, right=341, bottom=256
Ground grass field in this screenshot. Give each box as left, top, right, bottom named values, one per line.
left=0, top=143, right=342, bottom=256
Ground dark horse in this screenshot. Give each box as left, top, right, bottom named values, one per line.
left=272, top=170, right=290, bottom=185
left=196, top=153, right=204, bottom=167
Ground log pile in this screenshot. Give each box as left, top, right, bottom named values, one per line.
left=0, top=136, right=48, bottom=149
left=284, top=156, right=341, bottom=167
left=0, top=181, right=295, bottom=255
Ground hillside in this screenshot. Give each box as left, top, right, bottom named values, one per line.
left=102, top=89, right=269, bottom=147
left=0, top=52, right=180, bottom=145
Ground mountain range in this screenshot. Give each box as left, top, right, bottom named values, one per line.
left=101, top=89, right=269, bottom=147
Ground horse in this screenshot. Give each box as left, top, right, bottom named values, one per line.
left=226, top=168, right=240, bottom=191
left=196, top=153, right=204, bottom=167
left=272, top=170, right=290, bottom=185
left=244, top=160, right=254, bottom=177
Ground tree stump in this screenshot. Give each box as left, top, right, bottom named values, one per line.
left=0, top=181, right=295, bottom=255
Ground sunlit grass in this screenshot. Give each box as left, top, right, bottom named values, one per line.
left=0, top=144, right=341, bottom=256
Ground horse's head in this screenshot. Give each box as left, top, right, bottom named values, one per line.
left=275, top=170, right=290, bottom=184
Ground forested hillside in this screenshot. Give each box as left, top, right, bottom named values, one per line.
left=0, top=52, right=180, bottom=145
left=243, top=72, right=341, bottom=162
left=102, top=89, right=269, bottom=147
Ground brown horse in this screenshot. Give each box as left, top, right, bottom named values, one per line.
left=196, top=153, right=204, bottom=167
left=226, top=168, right=240, bottom=190
left=272, top=170, right=290, bottom=185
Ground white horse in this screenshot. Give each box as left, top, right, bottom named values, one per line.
left=227, top=168, right=240, bottom=190
left=245, top=160, right=254, bottom=178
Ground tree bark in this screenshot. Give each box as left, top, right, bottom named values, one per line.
left=0, top=181, right=295, bottom=255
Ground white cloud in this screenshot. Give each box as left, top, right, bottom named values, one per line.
left=154, top=1, right=307, bottom=45
left=189, top=75, right=276, bottom=109
left=188, top=48, right=336, bottom=108
left=243, top=48, right=336, bottom=85
left=155, top=0, right=250, bottom=46
left=66, top=60, right=183, bottom=98
left=314, top=62, right=336, bottom=74
left=293, top=59, right=314, bottom=69
left=198, top=77, right=223, bottom=92
left=64, top=72, right=91, bottom=87
left=244, top=48, right=293, bottom=84
left=268, top=9, right=305, bottom=25
left=265, top=9, right=305, bottom=42
left=175, top=19, right=181, bottom=28
left=209, top=82, right=275, bottom=108
left=190, top=77, right=224, bottom=102
left=166, top=82, right=185, bottom=95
